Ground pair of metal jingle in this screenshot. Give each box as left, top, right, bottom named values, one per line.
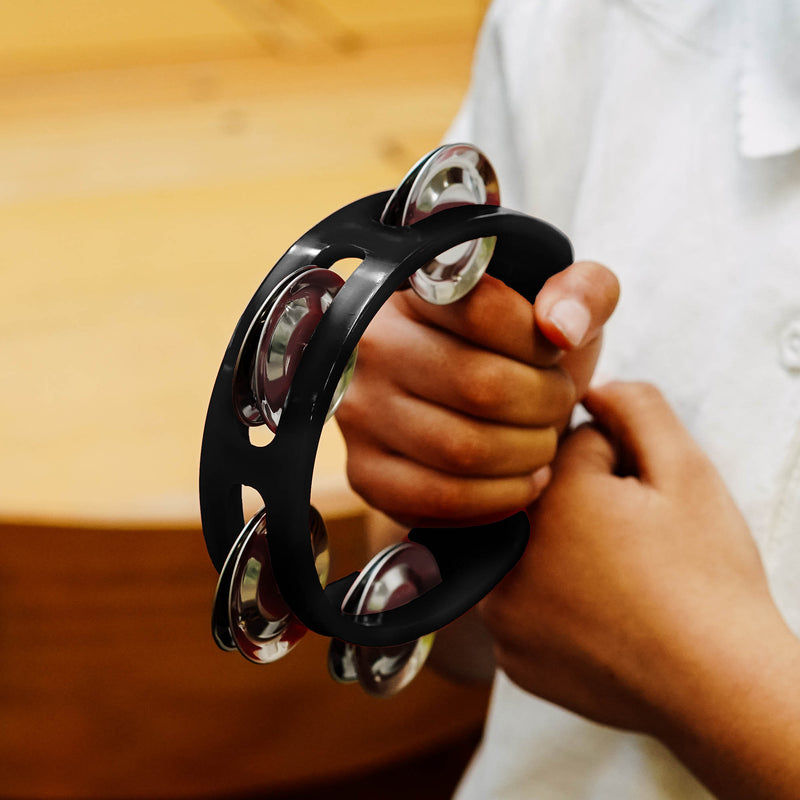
left=212, top=506, right=330, bottom=663
left=328, top=541, right=441, bottom=697
left=232, top=143, right=498, bottom=431
left=381, top=143, right=500, bottom=305
left=233, top=266, right=358, bottom=431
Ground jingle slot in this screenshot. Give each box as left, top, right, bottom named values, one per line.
left=380, top=143, right=500, bottom=306
left=241, top=484, right=263, bottom=520
left=411, top=235, right=498, bottom=305
left=232, top=270, right=302, bottom=429
left=252, top=267, right=357, bottom=432
left=246, top=424, right=272, bottom=447
left=227, top=506, right=329, bottom=664
left=211, top=523, right=249, bottom=652
left=328, top=256, right=363, bottom=282
left=331, top=541, right=442, bottom=696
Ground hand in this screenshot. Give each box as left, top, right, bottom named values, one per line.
left=336, top=261, right=620, bottom=527
left=482, top=381, right=800, bottom=799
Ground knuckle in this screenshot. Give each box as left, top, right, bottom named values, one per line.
left=609, top=380, right=662, bottom=410
left=344, top=451, right=381, bottom=506
left=352, top=326, right=383, bottom=365
left=356, top=299, right=406, bottom=361
left=553, top=367, right=578, bottom=409
left=440, top=429, right=489, bottom=474
left=333, top=392, right=357, bottom=428
left=458, top=277, right=508, bottom=330
left=344, top=456, right=368, bottom=497
left=452, top=358, right=506, bottom=414
left=535, top=368, right=576, bottom=423
left=333, top=383, right=367, bottom=431
left=421, top=477, right=467, bottom=520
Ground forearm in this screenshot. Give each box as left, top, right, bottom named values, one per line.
left=426, top=607, right=496, bottom=683
left=655, top=612, right=800, bottom=800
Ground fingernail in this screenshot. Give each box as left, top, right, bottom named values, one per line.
left=548, top=298, right=591, bottom=348
left=532, top=465, right=552, bottom=492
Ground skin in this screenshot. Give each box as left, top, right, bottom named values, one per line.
left=483, top=382, right=800, bottom=800
left=336, top=260, right=620, bottom=527
left=338, top=259, right=619, bottom=681
left=337, top=261, right=800, bottom=797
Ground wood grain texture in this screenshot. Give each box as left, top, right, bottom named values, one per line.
left=0, top=1, right=479, bottom=524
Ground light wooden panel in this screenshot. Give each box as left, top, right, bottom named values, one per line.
left=0, top=3, right=479, bottom=524
left=0, top=0, right=484, bottom=75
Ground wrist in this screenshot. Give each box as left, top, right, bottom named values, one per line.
left=651, top=607, right=800, bottom=799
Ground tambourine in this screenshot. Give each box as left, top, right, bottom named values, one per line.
left=199, top=144, right=572, bottom=696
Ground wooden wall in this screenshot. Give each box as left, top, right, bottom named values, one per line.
left=0, top=0, right=485, bottom=524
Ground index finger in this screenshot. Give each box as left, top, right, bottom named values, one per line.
left=399, top=273, right=562, bottom=367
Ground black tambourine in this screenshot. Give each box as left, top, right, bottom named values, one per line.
left=200, top=144, right=573, bottom=695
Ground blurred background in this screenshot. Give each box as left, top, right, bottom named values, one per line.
left=0, top=1, right=493, bottom=797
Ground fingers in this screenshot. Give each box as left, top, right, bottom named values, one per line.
left=336, top=285, right=573, bottom=525
left=340, top=387, right=558, bottom=478
left=358, top=295, right=576, bottom=427
left=552, top=422, right=618, bottom=478
left=344, top=438, right=553, bottom=526
left=582, top=381, right=708, bottom=488
left=400, top=273, right=562, bottom=367
left=535, top=261, right=620, bottom=350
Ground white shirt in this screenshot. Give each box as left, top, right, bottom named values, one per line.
left=448, top=1, right=800, bottom=797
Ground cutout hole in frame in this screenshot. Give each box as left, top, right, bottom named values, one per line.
left=248, top=423, right=274, bottom=448
left=328, top=256, right=364, bottom=281
left=241, top=484, right=263, bottom=519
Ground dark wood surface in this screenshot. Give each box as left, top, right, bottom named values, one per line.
left=0, top=517, right=490, bottom=798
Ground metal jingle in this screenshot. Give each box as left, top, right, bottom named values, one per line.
left=232, top=266, right=358, bottom=431
left=327, top=637, right=359, bottom=684
left=232, top=268, right=305, bottom=428
left=253, top=267, right=357, bottom=432
left=211, top=519, right=256, bottom=652
left=327, top=541, right=377, bottom=685
left=340, top=541, right=442, bottom=697
left=381, top=143, right=500, bottom=306
left=327, top=548, right=366, bottom=684
left=354, top=632, right=435, bottom=697
left=229, top=505, right=330, bottom=664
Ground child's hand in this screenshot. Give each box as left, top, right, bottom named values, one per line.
left=482, top=381, right=800, bottom=799
left=336, top=261, right=619, bottom=527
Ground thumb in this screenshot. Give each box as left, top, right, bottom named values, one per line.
left=535, top=260, right=620, bottom=350
left=553, top=421, right=618, bottom=478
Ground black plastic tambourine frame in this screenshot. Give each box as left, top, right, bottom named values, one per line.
left=199, top=189, right=573, bottom=648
